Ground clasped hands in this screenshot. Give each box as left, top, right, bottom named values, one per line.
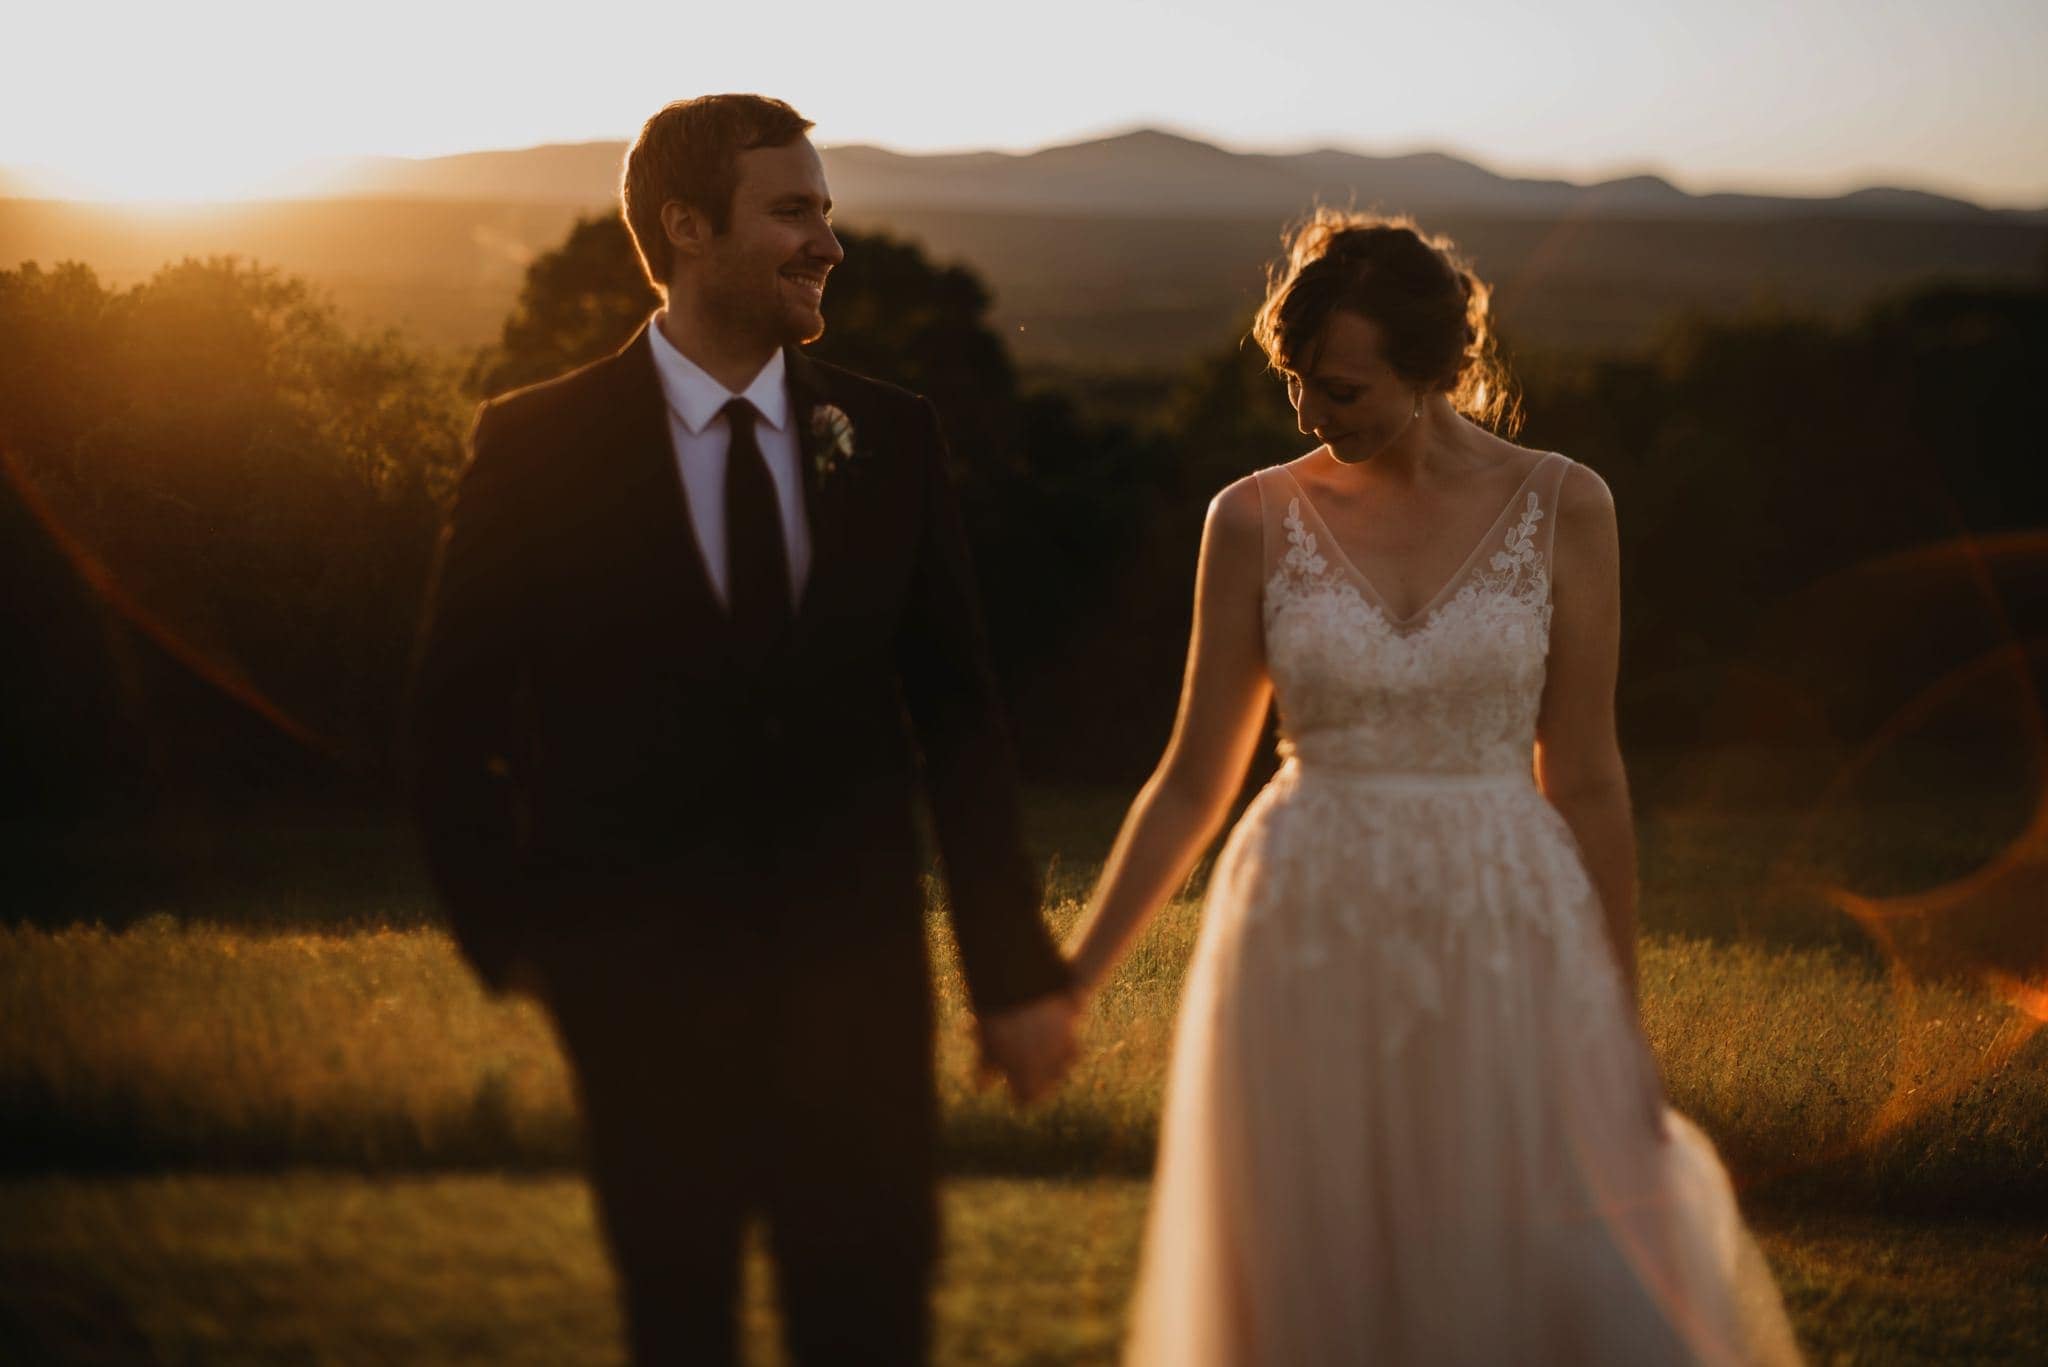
left=503, top=952, right=1091, bottom=1105
left=975, top=986, right=1086, bottom=1105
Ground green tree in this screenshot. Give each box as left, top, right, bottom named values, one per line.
left=0, top=258, right=467, bottom=788
left=465, top=217, right=658, bottom=398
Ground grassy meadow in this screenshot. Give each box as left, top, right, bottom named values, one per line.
left=4, top=1175, right=2043, bottom=1365
left=6, top=900, right=2047, bottom=1204
left=3, top=790, right=2047, bottom=1361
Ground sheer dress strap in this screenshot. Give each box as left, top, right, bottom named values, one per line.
left=1532, top=451, right=1573, bottom=569
left=1252, top=466, right=1292, bottom=586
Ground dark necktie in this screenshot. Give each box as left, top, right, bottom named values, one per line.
left=721, top=397, right=792, bottom=665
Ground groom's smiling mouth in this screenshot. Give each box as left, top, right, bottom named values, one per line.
left=783, top=267, right=828, bottom=302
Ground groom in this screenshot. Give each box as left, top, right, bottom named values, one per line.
left=407, top=94, right=1079, bottom=1364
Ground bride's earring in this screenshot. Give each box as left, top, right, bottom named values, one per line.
left=1412, top=391, right=1423, bottom=420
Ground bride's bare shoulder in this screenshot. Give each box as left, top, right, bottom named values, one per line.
left=1208, top=472, right=1266, bottom=530
left=1200, top=473, right=1267, bottom=571
left=1551, top=458, right=1618, bottom=576
left=1555, top=457, right=1615, bottom=523
left=1482, top=435, right=1606, bottom=518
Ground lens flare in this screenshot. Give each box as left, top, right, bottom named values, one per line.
left=2, top=448, right=338, bottom=759
left=1701, top=531, right=2047, bottom=1165
left=1822, top=657, right=2048, bottom=1149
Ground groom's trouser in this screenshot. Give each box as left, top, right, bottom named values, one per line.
left=547, top=913, right=938, bottom=1367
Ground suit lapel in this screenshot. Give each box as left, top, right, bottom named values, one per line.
left=785, top=346, right=849, bottom=646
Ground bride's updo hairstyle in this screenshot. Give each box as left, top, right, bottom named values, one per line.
left=1252, top=208, right=1521, bottom=434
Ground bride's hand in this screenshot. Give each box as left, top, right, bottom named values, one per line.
left=976, top=990, right=1082, bottom=1104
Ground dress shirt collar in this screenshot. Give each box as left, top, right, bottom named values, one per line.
left=646, top=309, right=791, bottom=435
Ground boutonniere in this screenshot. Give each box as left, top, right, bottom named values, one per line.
left=809, top=403, right=858, bottom=482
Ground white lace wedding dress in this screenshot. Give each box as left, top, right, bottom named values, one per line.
left=1124, top=453, right=1803, bottom=1365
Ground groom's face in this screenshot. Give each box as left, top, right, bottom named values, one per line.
left=700, top=137, right=844, bottom=347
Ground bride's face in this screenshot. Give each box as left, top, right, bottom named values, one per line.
left=1283, top=310, right=1424, bottom=465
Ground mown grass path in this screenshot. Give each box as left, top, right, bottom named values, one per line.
left=3, top=1174, right=2044, bottom=1365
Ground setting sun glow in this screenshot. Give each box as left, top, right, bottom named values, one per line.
left=18, top=155, right=299, bottom=205
left=5, top=0, right=2046, bottom=210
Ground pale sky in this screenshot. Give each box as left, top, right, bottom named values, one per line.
left=6, top=0, right=2045, bottom=205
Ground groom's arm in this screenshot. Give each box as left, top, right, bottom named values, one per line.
left=894, top=397, right=1070, bottom=1015
left=405, top=399, right=545, bottom=994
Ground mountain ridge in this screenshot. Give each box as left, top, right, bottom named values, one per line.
left=8, top=127, right=2037, bottom=222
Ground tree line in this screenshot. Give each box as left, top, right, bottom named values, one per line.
left=3, top=221, right=2042, bottom=903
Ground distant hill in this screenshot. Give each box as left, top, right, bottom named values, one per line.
left=5, top=194, right=2041, bottom=371
left=4, top=132, right=2043, bottom=369
left=272, top=127, right=2040, bottom=224
left=270, top=143, right=629, bottom=203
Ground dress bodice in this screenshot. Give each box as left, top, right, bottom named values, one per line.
left=1257, top=453, right=1569, bottom=779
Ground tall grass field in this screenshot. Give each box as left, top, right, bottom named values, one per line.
left=3, top=792, right=2045, bottom=1361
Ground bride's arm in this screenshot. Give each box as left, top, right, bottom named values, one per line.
left=1065, top=477, right=1274, bottom=998
left=1533, top=462, right=1642, bottom=1008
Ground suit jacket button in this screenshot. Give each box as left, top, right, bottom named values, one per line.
left=762, top=716, right=784, bottom=743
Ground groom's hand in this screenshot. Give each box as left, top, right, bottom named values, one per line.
left=976, top=992, right=1082, bottom=1104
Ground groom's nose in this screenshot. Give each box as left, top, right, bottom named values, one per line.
left=811, top=222, right=845, bottom=266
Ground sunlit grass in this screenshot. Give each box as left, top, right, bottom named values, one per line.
left=5, top=906, right=2045, bottom=1208
left=4, top=789, right=2043, bottom=1192
left=5, top=789, right=2046, bottom=1358
left=0, top=917, right=580, bottom=1170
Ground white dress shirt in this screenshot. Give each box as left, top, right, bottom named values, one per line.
left=646, top=311, right=811, bottom=609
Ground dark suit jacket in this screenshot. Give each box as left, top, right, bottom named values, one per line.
left=406, top=324, right=1067, bottom=1017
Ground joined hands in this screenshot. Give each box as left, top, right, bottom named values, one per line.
left=976, top=988, right=1085, bottom=1104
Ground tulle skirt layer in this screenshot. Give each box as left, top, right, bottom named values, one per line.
left=1124, top=763, right=1802, bottom=1365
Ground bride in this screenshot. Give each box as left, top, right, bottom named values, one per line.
left=1063, top=211, right=1804, bottom=1364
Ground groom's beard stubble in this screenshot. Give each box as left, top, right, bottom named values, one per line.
left=706, top=274, right=826, bottom=351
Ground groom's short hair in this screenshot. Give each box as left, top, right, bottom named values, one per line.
left=621, top=94, right=815, bottom=295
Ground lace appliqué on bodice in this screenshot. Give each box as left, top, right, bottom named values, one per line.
left=1265, top=479, right=1554, bottom=778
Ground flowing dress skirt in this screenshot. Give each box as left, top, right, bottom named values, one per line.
left=1124, top=763, right=1803, bottom=1365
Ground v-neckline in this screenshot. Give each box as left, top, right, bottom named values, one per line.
left=1279, top=453, right=1557, bottom=628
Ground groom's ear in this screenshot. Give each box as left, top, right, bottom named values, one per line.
left=661, top=200, right=709, bottom=260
